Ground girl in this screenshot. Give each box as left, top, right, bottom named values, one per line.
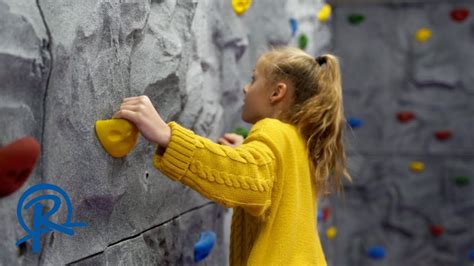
left=113, top=46, right=352, bottom=265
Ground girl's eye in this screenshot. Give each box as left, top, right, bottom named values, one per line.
left=251, top=76, right=255, bottom=83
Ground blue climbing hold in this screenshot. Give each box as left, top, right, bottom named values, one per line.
left=469, top=249, right=474, bottom=261
left=368, top=246, right=385, bottom=259
left=317, top=209, right=323, bottom=222
left=289, top=18, right=298, bottom=37
left=194, top=230, right=216, bottom=263
left=347, top=117, right=363, bottom=129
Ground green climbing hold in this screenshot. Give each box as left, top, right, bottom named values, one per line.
left=298, top=34, right=308, bottom=50
left=455, top=176, right=470, bottom=186
left=233, top=127, right=249, bottom=139
left=348, top=14, right=365, bottom=25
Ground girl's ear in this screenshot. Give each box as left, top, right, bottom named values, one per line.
left=269, top=82, right=288, bottom=103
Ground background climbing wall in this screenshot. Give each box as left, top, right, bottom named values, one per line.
left=0, top=0, right=330, bottom=265
left=321, top=0, right=474, bottom=265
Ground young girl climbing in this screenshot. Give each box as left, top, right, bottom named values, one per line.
left=112, top=46, right=352, bottom=265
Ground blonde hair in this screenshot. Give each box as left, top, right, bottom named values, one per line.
left=259, top=46, right=352, bottom=197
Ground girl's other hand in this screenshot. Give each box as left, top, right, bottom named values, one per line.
left=218, top=133, right=244, bottom=147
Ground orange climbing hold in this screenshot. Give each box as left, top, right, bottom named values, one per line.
left=0, top=137, right=40, bottom=198
left=95, top=118, right=139, bottom=158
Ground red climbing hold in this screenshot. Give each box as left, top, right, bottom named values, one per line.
left=450, top=8, right=470, bottom=23
left=434, top=130, right=452, bottom=141
left=322, top=207, right=331, bottom=221
left=396, top=112, right=415, bottom=123
left=430, top=225, right=444, bottom=236
left=0, top=137, right=40, bottom=198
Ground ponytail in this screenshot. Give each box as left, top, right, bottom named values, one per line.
left=260, top=47, right=352, bottom=197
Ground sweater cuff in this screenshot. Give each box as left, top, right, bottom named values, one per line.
left=153, top=121, right=196, bottom=181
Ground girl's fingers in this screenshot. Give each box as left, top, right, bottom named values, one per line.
left=112, top=109, right=137, bottom=121
left=218, top=137, right=232, bottom=146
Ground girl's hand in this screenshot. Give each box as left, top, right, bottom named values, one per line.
left=217, top=133, right=244, bottom=147
left=112, top=95, right=171, bottom=148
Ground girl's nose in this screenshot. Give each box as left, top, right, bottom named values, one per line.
left=243, top=85, right=248, bottom=94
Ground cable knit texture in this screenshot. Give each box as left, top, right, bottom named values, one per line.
left=153, top=118, right=327, bottom=266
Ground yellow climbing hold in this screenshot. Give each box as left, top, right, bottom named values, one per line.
left=317, top=4, right=332, bottom=22
left=326, top=226, right=337, bottom=239
left=232, top=0, right=252, bottom=16
left=95, top=118, right=139, bottom=158
left=410, top=161, right=425, bottom=173
left=416, top=28, right=432, bottom=43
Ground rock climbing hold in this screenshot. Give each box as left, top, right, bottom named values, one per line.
left=317, top=4, right=332, bottom=22
left=396, top=112, right=415, bottom=123
left=416, top=28, right=432, bottom=43
left=194, top=230, right=216, bottom=263
left=434, top=130, right=452, bottom=141
left=289, top=18, right=298, bottom=37
left=410, top=161, right=425, bottom=173
left=232, top=0, right=252, bottom=16
left=322, top=207, right=331, bottom=221
left=454, top=176, right=470, bottom=186
left=450, top=8, right=470, bottom=23
left=95, top=118, right=139, bottom=158
left=326, top=226, right=337, bottom=239
left=469, top=249, right=474, bottom=261
left=0, top=137, right=40, bottom=198
left=430, top=225, right=444, bottom=236
left=348, top=14, right=365, bottom=25
left=317, top=209, right=323, bottom=222
left=298, top=34, right=308, bottom=50
left=368, top=246, right=385, bottom=259
left=232, top=127, right=249, bottom=139
left=347, top=117, right=363, bottom=129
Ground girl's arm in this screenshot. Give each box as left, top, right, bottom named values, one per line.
left=113, top=96, right=277, bottom=219
left=153, top=120, right=276, bottom=219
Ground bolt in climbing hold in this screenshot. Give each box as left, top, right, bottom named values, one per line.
left=289, top=18, right=298, bottom=37
left=317, top=4, right=332, bottom=22
left=410, top=161, right=425, bottom=173
left=326, top=226, right=337, bottom=239
left=0, top=137, right=40, bottom=198
left=454, top=176, right=470, bottom=186
left=232, top=127, right=249, bottom=139
left=368, top=246, right=385, bottom=259
left=430, top=225, right=444, bottom=236
left=450, top=8, right=470, bottom=23
left=95, top=118, right=139, bottom=158
left=298, top=34, right=308, bottom=50
left=348, top=14, right=365, bottom=25
left=347, top=117, right=363, bottom=129
left=232, top=0, right=252, bottom=16
left=396, top=112, right=415, bottom=123
left=194, top=230, right=216, bottom=263
left=434, top=130, right=452, bottom=141
left=416, top=28, right=432, bottom=43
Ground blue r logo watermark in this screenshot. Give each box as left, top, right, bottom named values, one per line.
left=16, top=183, right=87, bottom=253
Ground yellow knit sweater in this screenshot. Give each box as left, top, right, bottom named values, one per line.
left=153, top=117, right=327, bottom=266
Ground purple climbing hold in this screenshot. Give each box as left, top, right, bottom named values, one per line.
left=368, top=246, right=385, bottom=259
left=194, top=230, right=216, bottom=263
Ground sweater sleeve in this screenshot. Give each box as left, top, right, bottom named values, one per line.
left=152, top=120, right=277, bottom=218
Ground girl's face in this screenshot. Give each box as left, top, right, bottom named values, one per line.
left=241, top=58, right=273, bottom=124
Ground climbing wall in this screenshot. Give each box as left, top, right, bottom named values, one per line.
left=0, top=0, right=331, bottom=265
left=320, top=1, right=474, bottom=265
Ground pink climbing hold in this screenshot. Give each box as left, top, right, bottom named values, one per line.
left=434, top=130, right=452, bottom=141
left=430, top=225, right=444, bottom=236
left=322, top=207, right=331, bottom=221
